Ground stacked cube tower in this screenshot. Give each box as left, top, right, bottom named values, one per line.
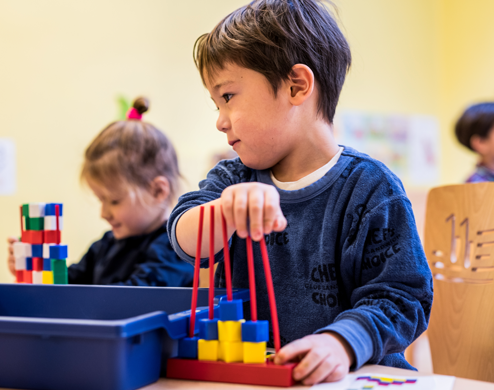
left=13, top=203, right=68, bottom=285
left=167, top=205, right=295, bottom=387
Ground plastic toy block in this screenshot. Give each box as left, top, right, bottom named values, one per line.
left=219, top=299, right=244, bottom=321
left=42, top=271, right=54, bottom=284
left=243, top=341, right=267, bottom=364
left=31, top=244, right=43, bottom=258
left=49, top=245, right=68, bottom=260
left=51, top=259, right=68, bottom=284
left=28, top=203, right=46, bottom=218
left=198, top=339, right=219, bottom=361
left=21, top=230, right=43, bottom=244
left=22, top=204, right=29, bottom=217
left=26, top=217, right=44, bottom=231
left=23, top=270, right=32, bottom=284
left=218, top=340, right=243, bottom=363
left=43, top=258, right=52, bottom=271
left=242, top=320, right=269, bottom=342
left=13, top=242, right=31, bottom=258
left=218, top=320, right=242, bottom=342
left=15, top=270, right=24, bottom=283
left=177, top=337, right=199, bottom=359
left=199, top=318, right=219, bottom=340
left=44, top=230, right=60, bottom=244
left=167, top=359, right=296, bottom=387
left=15, top=256, right=26, bottom=270
left=44, top=216, right=64, bottom=231
left=32, top=271, right=43, bottom=284
left=32, top=257, right=44, bottom=271
left=42, top=244, right=53, bottom=259
left=45, top=203, right=63, bottom=216
left=26, top=257, right=33, bottom=271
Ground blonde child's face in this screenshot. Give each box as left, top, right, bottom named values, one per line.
left=206, top=63, right=301, bottom=171
left=87, top=179, right=166, bottom=240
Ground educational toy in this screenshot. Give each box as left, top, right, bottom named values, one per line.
left=14, top=203, right=68, bottom=285
left=166, top=205, right=296, bottom=387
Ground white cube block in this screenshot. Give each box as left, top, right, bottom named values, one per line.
left=15, top=256, right=26, bottom=270
left=32, top=271, right=43, bottom=284
left=43, top=243, right=53, bottom=259
left=29, top=203, right=46, bottom=218
left=13, top=242, right=31, bottom=258
left=44, top=216, right=63, bottom=231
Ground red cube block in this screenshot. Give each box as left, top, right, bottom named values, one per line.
left=15, top=270, right=24, bottom=283
left=43, top=230, right=60, bottom=244
left=23, top=270, right=33, bottom=284
left=32, top=257, right=44, bottom=271
left=22, top=231, right=44, bottom=244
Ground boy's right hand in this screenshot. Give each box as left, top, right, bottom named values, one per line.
left=7, top=236, right=18, bottom=276
left=221, top=182, right=287, bottom=241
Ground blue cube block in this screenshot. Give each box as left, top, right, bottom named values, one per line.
left=45, top=203, right=63, bottom=216
left=26, top=257, right=32, bottom=271
left=50, top=245, right=68, bottom=260
left=31, top=244, right=43, bottom=258
left=178, top=337, right=199, bottom=359
left=199, top=318, right=219, bottom=340
left=242, top=320, right=269, bottom=342
left=43, top=258, right=52, bottom=271
left=219, top=299, right=243, bottom=321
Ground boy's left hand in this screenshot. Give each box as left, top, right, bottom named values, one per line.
left=273, top=332, right=355, bottom=385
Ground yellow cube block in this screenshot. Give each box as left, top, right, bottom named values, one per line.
left=42, top=271, right=53, bottom=284
left=243, top=342, right=267, bottom=364
left=218, top=341, right=243, bottom=363
left=218, top=320, right=242, bottom=342
left=198, top=339, right=219, bottom=361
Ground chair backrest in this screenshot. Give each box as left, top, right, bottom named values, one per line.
left=425, top=182, right=494, bottom=382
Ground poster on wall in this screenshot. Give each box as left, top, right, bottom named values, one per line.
left=334, top=111, right=440, bottom=187
left=0, top=138, right=16, bottom=195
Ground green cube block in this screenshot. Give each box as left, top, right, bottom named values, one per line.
left=51, top=259, right=68, bottom=284
left=22, top=204, right=29, bottom=217
left=26, top=217, right=44, bottom=231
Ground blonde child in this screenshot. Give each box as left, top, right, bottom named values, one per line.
left=8, top=97, right=194, bottom=286
left=168, top=0, right=432, bottom=385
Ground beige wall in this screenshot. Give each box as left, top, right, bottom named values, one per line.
left=0, top=0, right=492, bottom=282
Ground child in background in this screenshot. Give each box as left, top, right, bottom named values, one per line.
left=454, top=102, right=494, bottom=182
left=168, top=0, right=432, bottom=385
left=8, top=97, right=194, bottom=287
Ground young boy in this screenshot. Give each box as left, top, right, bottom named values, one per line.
left=168, top=0, right=432, bottom=384
left=455, top=102, right=494, bottom=182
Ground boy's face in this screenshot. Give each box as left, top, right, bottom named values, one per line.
left=206, top=63, right=299, bottom=170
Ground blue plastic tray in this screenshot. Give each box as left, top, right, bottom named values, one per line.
left=0, top=284, right=249, bottom=390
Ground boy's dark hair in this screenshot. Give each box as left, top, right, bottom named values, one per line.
left=194, top=0, right=351, bottom=123
left=455, top=102, right=494, bottom=151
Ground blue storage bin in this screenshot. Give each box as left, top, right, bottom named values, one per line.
left=0, top=284, right=250, bottom=390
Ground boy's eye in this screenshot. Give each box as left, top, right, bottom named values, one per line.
left=110, top=200, right=120, bottom=206
left=222, top=93, right=233, bottom=103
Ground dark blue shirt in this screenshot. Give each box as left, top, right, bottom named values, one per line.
left=69, top=223, right=194, bottom=287
left=168, top=146, right=433, bottom=370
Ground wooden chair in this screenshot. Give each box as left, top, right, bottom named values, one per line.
left=424, top=182, right=494, bottom=382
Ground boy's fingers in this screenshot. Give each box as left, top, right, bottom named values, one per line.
left=293, top=346, right=331, bottom=383
left=323, top=363, right=347, bottom=383
left=7, top=236, right=18, bottom=244
left=273, top=214, right=287, bottom=231
left=248, top=190, right=264, bottom=241
left=220, top=189, right=235, bottom=228
left=262, top=189, right=280, bottom=234
left=233, top=189, right=248, bottom=238
left=301, top=356, right=339, bottom=385
left=274, top=338, right=313, bottom=365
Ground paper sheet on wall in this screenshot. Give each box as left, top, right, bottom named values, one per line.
left=0, top=138, right=16, bottom=195
left=311, top=373, right=455, bottom=390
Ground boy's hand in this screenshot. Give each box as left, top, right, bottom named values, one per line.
left=274, top=332, right=354, bottom=385
left=221, top=183, right=286, bottom=241
left=7, top=236, right=19, bottom=276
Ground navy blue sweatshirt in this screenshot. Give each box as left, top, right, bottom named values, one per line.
left=69, top=223, right=194, bottom=287
left=168, top=146, right=433, bottom=370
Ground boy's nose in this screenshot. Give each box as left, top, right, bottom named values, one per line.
left=216, top=112, right=231, bottom=133
left=100, top=204, right=111, bottom=221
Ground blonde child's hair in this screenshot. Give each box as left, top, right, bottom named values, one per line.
left=81, top=97, right=180, bottom=205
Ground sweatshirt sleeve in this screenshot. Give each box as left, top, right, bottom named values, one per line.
left=168, top=158, right=252, bottom=267
left=316, top=196, right=433, bottom=370
left=68, top=241, right=99, bottom=285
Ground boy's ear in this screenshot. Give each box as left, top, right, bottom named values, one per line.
left=287, top=64, right=315, bottom=106
left=150, top=176, right=170, bottom=203
left=470, top=134, right=486, bottom=155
